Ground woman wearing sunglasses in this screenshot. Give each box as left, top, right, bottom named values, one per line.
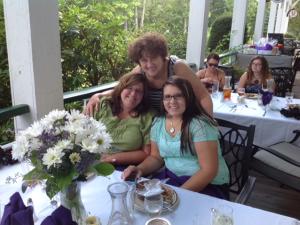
left=196, top=53, right=225, bottom=92
left=122, top=76, right=229, bottom=199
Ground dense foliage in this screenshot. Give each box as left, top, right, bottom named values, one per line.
left=207, top=14, right=232, bottom=53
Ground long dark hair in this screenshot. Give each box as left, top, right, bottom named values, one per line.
left=108, top=72, right=149, bottom=116
left=160, top=76, right=217, bottom=155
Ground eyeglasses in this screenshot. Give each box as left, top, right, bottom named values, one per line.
left=163, top=93, right=184, bottom=102
left=208, top=63, right=218, bottom=68
left=252, top=63, right=262, bottom=67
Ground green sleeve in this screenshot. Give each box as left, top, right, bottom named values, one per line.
left=140, top=111, right=155, bottom=146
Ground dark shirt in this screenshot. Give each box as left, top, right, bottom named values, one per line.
left=146, top=56, right=177, bottom=112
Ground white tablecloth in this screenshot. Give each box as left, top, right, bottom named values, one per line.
left=0, top=164, right=298, bottom=225
left=236, top=53, right=293, bottom=70
left=213, top=93, right=300, bottom=147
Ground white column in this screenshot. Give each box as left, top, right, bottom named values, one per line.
left=267, top=1, right=277, bottom=34
left=3, top=0, right=63, bottom=132
left=275, top=2, right=284, bottom=33
left=253, top=0, right=266, bottom=42
left=229, top=0, right=248, bottom=49
left=281, top=0, right=292, bottom=33
left=186, top=0, right=210, bottom=69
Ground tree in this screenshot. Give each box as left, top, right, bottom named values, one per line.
left=59, top=0, right=138, bottom=91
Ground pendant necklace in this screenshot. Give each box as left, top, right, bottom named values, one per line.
left=169, top=120, right=175, bottom=134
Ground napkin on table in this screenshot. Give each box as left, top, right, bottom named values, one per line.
left=41, top=206, right=77, bottom=225
left=0, top=192, right=34, bottom=225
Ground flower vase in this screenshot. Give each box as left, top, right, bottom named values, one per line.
left=60, top=182, right=87, bottom=225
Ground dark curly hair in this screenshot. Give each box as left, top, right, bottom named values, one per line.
left=128, top=32, right=168, bottom=64
left=108, top=72, right=149, bottom=116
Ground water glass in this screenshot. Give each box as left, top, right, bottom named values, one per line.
left=144, top=193, right=163, bottom=217
left=237, top=88, right=245, bottom=96
left=211, top=205, right=234, bottom=225
left=285, top=92, right=294, bottom=104
left=211, top=81, right=219, bottom=98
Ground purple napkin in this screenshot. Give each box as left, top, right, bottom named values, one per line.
left=41, top=206, right=77, bottom=225
left=0, top=192, right=34, bottom=225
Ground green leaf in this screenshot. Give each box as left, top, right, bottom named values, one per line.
left=23, top=168, right=49, bottom=181
left=93, top=162, right=114, bottom=176
left=46, top=178, right=60, bottom=199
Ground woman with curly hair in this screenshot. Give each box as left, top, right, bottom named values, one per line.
left=85, top=32, right=212, bottom=115
left=238, top=56, right=273, bottom=93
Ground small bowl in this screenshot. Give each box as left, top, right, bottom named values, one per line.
left=145, top=217, right=171, bottom=225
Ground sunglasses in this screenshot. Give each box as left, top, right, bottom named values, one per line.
left=208, top=63, right=218, bottom=68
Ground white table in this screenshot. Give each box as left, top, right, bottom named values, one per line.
left=0, top=164, right=298, bottom=225
left=213, top=93, right=300, bottom=147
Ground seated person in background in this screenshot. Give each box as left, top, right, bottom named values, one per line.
left=238, top=56, right=273, bottom=93
left=95, top=72, right=154, bottom=169
left=196, top=53, right=225, bottom=92
left=122, top=76, right=229, bottom=199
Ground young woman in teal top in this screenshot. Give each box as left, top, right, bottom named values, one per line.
left=123, top=76, right=229, bottom=199
left=95, top=72, right=154, bottom=167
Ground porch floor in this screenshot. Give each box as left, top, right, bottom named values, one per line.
left=247, top=171, right=300, bottom=220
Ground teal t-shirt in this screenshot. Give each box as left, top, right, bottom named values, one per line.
left=150, top=116, right=229, bottom=185
left=95, top=97, right=154, bottom=152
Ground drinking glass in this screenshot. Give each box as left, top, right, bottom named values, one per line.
left=211, top=205, right=234, bottom=225
left=144, top=193, right=163, bottom=217
left=237, top=88, right=245, bottom=96
left=223, top=88, right=232, bottom=100
left=211, top=81, right=219, bottom=98
left=285, top=92, right=294, bottom=104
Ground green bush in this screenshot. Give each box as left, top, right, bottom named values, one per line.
left=208, top=14, right=232, bottom=52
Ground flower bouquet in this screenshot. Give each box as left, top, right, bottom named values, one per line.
left=12, top=109, right=114, bottom=223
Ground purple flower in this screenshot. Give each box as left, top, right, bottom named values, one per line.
left=260, top=89, right=273, bottom=106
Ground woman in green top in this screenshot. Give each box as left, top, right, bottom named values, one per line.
left=95, top=72, right=154, bottom=168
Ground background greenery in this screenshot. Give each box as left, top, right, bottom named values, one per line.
left=0, top=0, right=299, bottom=144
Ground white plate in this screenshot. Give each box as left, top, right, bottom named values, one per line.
left=134, top=184, right=179, bottom=214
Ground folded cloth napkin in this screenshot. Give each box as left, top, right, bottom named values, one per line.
left=41, top=206, right=77, bottom=225
left=0, top=192, right=34, bottom=225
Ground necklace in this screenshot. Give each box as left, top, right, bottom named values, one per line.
left=168, top=118, right=182, bottom=134
left=169, top=120, right=175, bottom=134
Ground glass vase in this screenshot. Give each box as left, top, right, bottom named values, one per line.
left=107, top=182, right=132, bottom=225
left=60, top=182, right=87, bottom=225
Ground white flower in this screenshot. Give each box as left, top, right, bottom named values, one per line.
left=42, top=146, right=65, bottom=169
left=12, top=135, right=29, bottom=160
left=68, top=110, right=87, bottom=123
left=56, top=140, right=73, bottom=150
left=81, top=138, right=99, bottom=153
left=25, top=121, right=43, bottom=138
left=94, top=131, right=112, bottom=153
left=41, top=109, right=67, bottom=129
left=69, top=152, right=81, bottom=164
